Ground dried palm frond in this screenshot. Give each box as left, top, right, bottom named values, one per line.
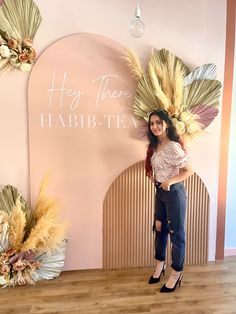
left=32, top=240, right=66, bottom=281
left=190, top=104, right=219, bottom=128
left=122, top=47, right=144, bottom=80
left=0, top=0, right=42, bottom=40
left=0, top=185, right=18, bottom=215
left=153, top=49, right=190, bottom=77
left=182, top=79, right=222, bottom=111
left=0, top=210, right=9, bottom=225
left=0, top=185, right=35, bottom=238
left=8, top=198, right=26, bottom=250
left=184, top=64, right=217, bottom=86
left=0, top=220, right=9, bottom=252
left=149, top=49, right=189, bottom=102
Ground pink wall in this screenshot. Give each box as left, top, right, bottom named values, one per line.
left=0, top=0, right=226, bottom=266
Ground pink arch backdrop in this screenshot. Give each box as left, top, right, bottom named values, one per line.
left=28, top=33, right=146, bottom=270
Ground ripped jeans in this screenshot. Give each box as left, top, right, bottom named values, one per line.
left=154, top=182, right=187, bottom=272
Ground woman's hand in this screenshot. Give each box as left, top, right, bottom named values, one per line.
left=147, top=171, right=155, bottom=183
left=161, top=180, right=171, bottom=191
left=148, top=176, right=155, bottom=183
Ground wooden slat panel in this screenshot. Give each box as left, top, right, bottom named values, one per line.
left=103, top=161, right=209, bottom=268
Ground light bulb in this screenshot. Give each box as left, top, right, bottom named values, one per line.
left=129, top=18, right=145, bottom=38
left=129, top=1, right=145, bottom=38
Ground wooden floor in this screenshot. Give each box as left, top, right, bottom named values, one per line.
left=1, top=256, right=236, bottom=314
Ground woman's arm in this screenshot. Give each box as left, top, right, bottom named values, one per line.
left=161, top=164, right=193, bottom=191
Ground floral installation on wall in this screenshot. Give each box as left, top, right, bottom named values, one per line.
left=0, top=0, right=42, bottom=72
left=0, top=177, right=67, bottom=287
left=124, top=48, right=222, bottom=142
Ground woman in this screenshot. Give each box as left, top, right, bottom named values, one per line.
left=146, top=109, right=193, bottom=293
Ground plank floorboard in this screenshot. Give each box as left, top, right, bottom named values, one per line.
left=0, top=257, right=235, bottom=314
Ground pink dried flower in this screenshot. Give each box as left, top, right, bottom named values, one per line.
left=8, top=38, right=18, bottom=49
left=28, top=47, right=36, bottom=61
left=30, top=261, right=41, bottom=270
left=13, top=260, right=27, bottom=271
left=5, top=248, right=17, bottom=257
left=22, top=38, right=32, bottom=47
left=0, top=254, right=8, bottom=264
left=0, top=264, right=10, bottom=275
left=18, top=53, right=29, bottom=62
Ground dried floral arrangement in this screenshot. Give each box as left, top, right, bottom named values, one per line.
left=0, top=0, right=42, bottom=72
left=0, top=178, right=67, bottom=287
left=124, top=48, right=222, bottom=141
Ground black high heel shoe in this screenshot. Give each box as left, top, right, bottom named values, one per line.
left=148, top=263, right=166, bottom=284
left=160, top=273, right=183, bottom=292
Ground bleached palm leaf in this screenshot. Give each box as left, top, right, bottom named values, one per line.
left=0, top=12, right=20, bottom=41
left=182, top=79, right=222, bottom=110
left=32, top=240, right=66, bottom=281
left=0, top=0, right=42, bottom=40
left=123, top=47, right=144, bottom=80
left=0, top=185, right=35, bottom=239
left=0, top=210, right=9, bottom=223
left=0, top=221, right=9, bottom=252
left=184, top=64, right=217, bottom=86
left=0, top=185, right=24, bottom=214
left=149, top=51, right=165, bottom=82
left=154, top=49, right=190, bottom=76
left=150, top=49, right=189, bottom=79
left=150, top=49, right=189, bottom=99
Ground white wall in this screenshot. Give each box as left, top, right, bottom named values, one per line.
left=0, top=0, right=226, bottom=262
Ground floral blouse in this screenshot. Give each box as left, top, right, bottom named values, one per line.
left=151, top=141, right=190, bottom=183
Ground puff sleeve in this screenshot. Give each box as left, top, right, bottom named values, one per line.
left=163, top=141, right=190, bottom=168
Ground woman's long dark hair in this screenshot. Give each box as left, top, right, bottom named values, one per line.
left=145, top=109, right=180, bottom=176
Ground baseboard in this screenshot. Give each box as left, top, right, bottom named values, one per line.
left=224, top=248, right=236, bottom=256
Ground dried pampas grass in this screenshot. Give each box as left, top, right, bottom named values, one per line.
left=8, top=198, right=26, bottom=250
left=21, top=175, right=67, bottom=253
left=122, top=47, right=144, bottom=80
